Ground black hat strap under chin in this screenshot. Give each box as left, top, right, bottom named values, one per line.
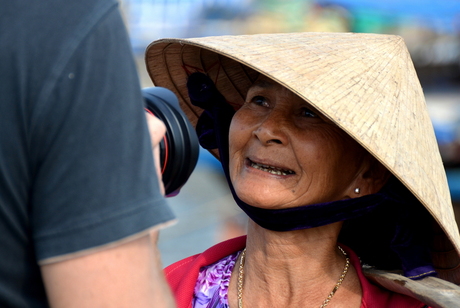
left=187, top=72, right=435, bottom=279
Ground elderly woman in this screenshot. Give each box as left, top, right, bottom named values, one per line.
left=145, top=33, right=460, bottom=307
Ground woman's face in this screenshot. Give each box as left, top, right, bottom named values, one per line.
left=229, top=75, right=371, bottom=209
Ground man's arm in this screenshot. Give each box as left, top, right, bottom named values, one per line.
left=41, top=114, right=174, bottom=307
left=41, top=230, right=175, bottom=308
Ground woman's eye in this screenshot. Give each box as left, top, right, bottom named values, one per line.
left=302, top=108, right=318, bottom=118
left=250, top=96, right=269, bottom=107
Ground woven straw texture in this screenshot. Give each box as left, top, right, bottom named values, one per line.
left=145, top=32, right=460, bottom=283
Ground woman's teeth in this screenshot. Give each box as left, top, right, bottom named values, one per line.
left=250, top=162, right=294, bottom=175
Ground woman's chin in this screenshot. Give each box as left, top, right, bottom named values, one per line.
left=232, top=178, right=302, bottom=209
left=236, top=190, right=286, bottom=209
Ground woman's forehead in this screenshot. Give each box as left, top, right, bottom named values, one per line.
left=248, top=76, right=294, bottom=98
left=249, top=75, right=310, bottom=105
left=250, top=75, right=278, bottom=89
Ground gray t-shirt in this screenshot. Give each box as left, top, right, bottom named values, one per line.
left=0, top=0, right=174, bottom=306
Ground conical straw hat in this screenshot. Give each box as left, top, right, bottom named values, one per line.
left=145, top=32, right=460, bottom=283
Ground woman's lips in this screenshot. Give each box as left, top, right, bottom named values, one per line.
left=247, top=158, right=295, bottom=176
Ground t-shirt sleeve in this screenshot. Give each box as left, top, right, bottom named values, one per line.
left=29, top=6, right=175, bottom=262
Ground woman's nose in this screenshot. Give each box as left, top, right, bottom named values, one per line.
left=252, top=112, right=289, bottom=146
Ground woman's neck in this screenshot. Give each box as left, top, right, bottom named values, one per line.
left=247, top=219, right=342, bottom=259
left=228, top=220, right=362, bottom=308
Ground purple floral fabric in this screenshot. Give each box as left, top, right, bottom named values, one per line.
left=193, top=251, right=242, bottom=308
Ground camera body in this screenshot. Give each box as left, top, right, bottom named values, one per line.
left=142, top=87, right=199, bottom=197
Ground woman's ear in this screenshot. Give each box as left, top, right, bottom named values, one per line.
left=351, top=154, right=391, bottom=197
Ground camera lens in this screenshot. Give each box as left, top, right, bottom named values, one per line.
left=142, top=87, right=199, bottom=197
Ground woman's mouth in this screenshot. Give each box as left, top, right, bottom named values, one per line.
left=249, top=159, right=295, bottom=176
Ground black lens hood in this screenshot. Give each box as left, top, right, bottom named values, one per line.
left=142, top=87, right=199, bottom=196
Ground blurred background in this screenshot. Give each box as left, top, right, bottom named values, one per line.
left=118, top=0, right=460, bottom=266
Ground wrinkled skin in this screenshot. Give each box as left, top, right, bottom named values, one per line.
left=229, top=75, right=379, bottom=210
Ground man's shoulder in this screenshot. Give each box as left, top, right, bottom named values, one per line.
left=2, top=0, right=118, bottom=34
left=0, top=0, right=122, bottom=94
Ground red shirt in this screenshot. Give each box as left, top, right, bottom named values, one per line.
left=165, top=236, right=427, bottom=308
